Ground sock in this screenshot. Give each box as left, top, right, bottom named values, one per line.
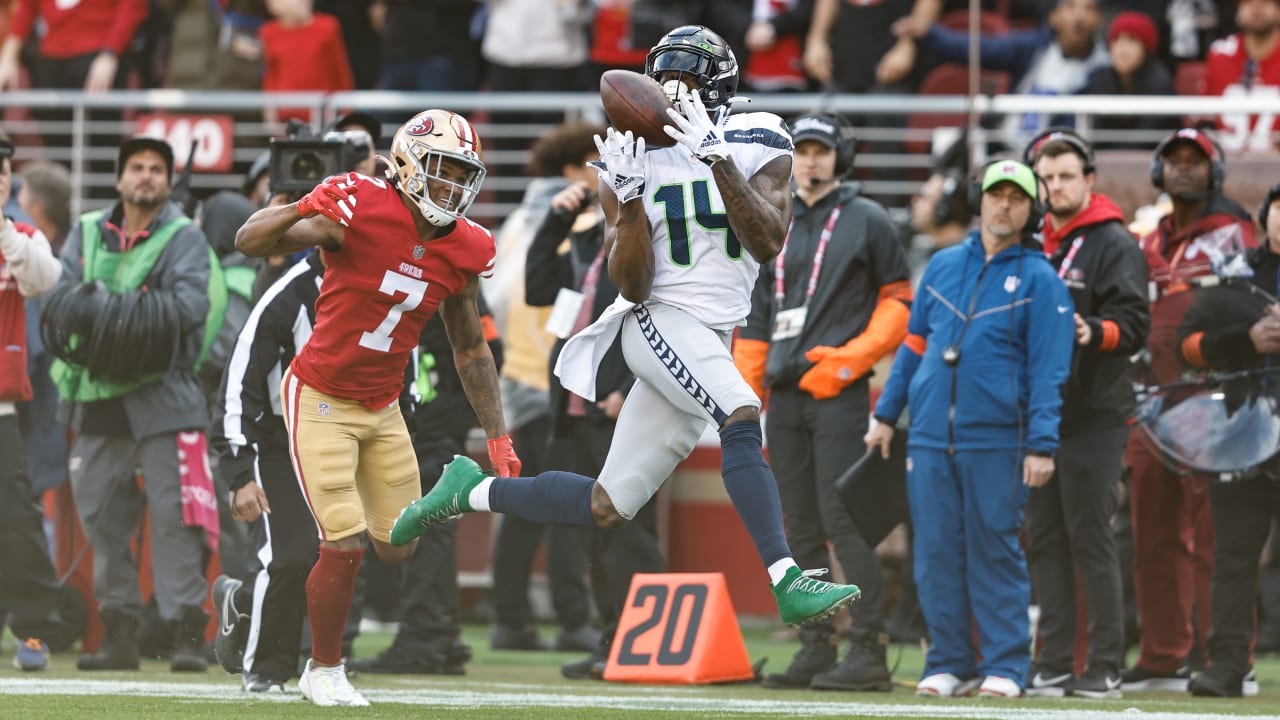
left=719, top=421, right=792, bottom=569
left=469, top=478, right=494, bottom=511
left=305, top=546, right=363, bottom=666
left=489, top=471, right=596, bottom=526
left=768, top=557, right=799, bottom=586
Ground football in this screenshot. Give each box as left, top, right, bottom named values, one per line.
left=600, top=69, right=676, bottom=148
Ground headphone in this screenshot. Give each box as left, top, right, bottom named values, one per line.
left=933, top=166, right=970, bottom=228
left=967, top=159, right=1048, bottom=237
left=1022, top=127, right=1095, bottom=176
left=1150, top=128, right=1226, bottom=190
left=1260, top=181, right=1280, bottom=230
left=791, top=112, right=857, bottom=178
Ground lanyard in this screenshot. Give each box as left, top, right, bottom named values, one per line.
left=1056, top=236, right=1084, bottom=279
left=775, top=205, right=841, bottom=307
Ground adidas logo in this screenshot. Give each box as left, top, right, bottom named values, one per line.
left=698, top=132, right=719, bottom=149
left=614, top=175, right=629, bottom=189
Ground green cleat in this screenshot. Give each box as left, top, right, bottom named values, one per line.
left=389, top=455, right=489, bottom=546
left=772, top=567, right=862, bottom=628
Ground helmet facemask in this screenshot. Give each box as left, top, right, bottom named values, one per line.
left=644, top=26, right=739, bottom=118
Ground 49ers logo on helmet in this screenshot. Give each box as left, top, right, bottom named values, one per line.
left=405, top=117, right=435, bottom=137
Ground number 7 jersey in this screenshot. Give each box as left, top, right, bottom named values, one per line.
left=642, top=111, right=793, bottom=328
left=290, top=174, right=496, bottom=409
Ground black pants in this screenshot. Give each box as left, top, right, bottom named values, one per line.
left=549, top=415, right=665, bottom=644
left=1206, top=465, right=1280, bottom=677
left=0, top=414, right=62, bottom=640
left=766, top=382, right=883, bottom=631
left=243, top=448, right=317, bottom=682
left=1026, top=424, right=1128, bottom=673
left=491, top=414, right=589, bottom=630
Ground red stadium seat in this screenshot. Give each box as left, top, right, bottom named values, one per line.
left=1174, top=61, right=1215, bottom=128
left=906, top=63, right=1012, bottom=154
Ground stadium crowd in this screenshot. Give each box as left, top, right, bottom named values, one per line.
left=2, top=0, right=1280, bottom=709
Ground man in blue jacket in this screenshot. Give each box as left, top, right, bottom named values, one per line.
left=866, top=159, right=1075, bottom=699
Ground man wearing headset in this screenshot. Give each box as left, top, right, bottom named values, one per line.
left=1123, top=127, right=1257, bottom=693
left=1022, top=129, right=1150, bottom=699
left=866, top=159, right=1075, bottom=699
left=1176, top=181, right=1280, bottom=698
left=735, top=112, right=912, bottom=692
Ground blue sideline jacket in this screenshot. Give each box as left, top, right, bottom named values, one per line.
left=875, top=233, right=1075, bottom=455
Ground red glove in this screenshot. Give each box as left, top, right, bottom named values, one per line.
left=487, top=435, right=522, bottom=477
left=297, top=173, right=359, bottom=226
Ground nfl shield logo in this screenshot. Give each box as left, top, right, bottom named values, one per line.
left=318, top=402, right=330, bottom=416
left=413, top=245, right=425, bottom=260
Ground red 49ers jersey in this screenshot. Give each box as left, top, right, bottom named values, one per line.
left=290, top=174, right=495, bottom=409
left=1206, top=33, right=1280, bottom=152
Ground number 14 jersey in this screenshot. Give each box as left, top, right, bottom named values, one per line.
left=641, top=111, right=793, bottom=328
left=291, top=174, right=496, bottom=409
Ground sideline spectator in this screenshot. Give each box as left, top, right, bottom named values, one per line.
left=739, top=112, right=911, bottom=692
left=1023, top=129, right=1149, bottom=699
left=867, top=160, right=1075, bottom=699
left=744, top=0, right=813, bottom=92
left=1080, top=11, right=1178, bottom=149
left=524, top=170, right=665, bottom=681
left=376, top=0, right=480, bottom=119
left=896, top=0, right=1108, bottom=149
left=0, top=135, right=63, bottom=673
left=1205, top=0, right=1280, bottom=153
left=907, top=137, right=971, bottom=286
left=482, top=121, right=596, bottom=654
left=260, top=0, right=354, bottom=124
left=804, top=0, right=939, bottom=93
left=0, top=0, right=148, bottom=92
left=1123, top=127, right=1256, bottom=692
left=1177, top=181, right=1280, bottom=698
left=44, top=137, right=218, bottom=673
left=160, top=0, right=270, bottom=90
left=315, top=0, right=380, bottom=89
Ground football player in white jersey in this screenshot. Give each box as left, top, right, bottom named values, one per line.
left=393, top=25, right=862, bottom=628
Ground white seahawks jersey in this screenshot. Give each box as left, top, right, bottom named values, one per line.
left=641, top=111, right=793, bottom=328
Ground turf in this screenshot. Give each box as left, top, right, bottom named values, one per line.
left=3, top=624, right=1280, bottom=719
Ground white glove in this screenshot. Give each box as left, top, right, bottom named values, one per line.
left=590, top=128, right=646, bottom=204
left=664, top=91, right=730, bottom=166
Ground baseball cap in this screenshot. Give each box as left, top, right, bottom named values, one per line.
left=981, top=160, right=1038, bottom=200
left=1160, top=127, right=1218, bottom=161
left=790, top=113, right=840, bottom=149
left=117, top=135, right=174, bottom=179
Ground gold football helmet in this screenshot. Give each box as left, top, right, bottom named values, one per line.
left=389, top=109, right=486, bottom=227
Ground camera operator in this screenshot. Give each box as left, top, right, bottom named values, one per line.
left=1176, top=182, right=1280, bottom=698
left=43, top=136, right=223, bottom=673
left=866, top=160, right=1075, bottom=698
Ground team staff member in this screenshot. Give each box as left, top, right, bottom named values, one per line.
left=737, top=112, right=911, bottom=692
left=1022, top=129, right=1149, bottom=699
left=1123, top=128, right=1257, bottom=692
left=1176, top=181, right=1280, bottom=698
left=867, top=160, right=1075, bottom=699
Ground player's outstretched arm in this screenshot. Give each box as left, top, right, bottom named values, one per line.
left=235, top=174, right=355, bottom=257
left=713, top=154, right=792, bottom=263
left=440, top=274, right=509, bottom=441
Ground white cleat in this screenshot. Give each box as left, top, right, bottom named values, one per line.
left=298, top=658, right=369, bottom=707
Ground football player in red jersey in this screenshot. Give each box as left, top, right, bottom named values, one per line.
left=235, top=109, right=518, bottom=707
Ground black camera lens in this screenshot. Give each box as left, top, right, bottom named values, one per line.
left=291, top=151, right=326, bottom=183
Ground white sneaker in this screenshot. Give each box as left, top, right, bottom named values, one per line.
left=1244, top=669, right=1260, bottom=698
left=978, top=675, right=1023, bottom=698
left=298, top=659, right=369, bottom=707
left=916, top=672, right=962, bottom=697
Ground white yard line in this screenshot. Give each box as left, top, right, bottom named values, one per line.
left=0, top=677, right=1265, bottom=719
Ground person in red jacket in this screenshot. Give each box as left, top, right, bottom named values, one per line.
left=0, top=136, right=64, bottom=672
left=260, top=0, right=354, bottom=124
left=1123, top=127, right=1257, bottom=692
left=0, top=0, right=148, bottom=92
left=1205, top=0, right=1280, bottom=152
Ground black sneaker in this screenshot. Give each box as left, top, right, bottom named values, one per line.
left=761, top=622, right=837, bottom=689
left=490, top=624, right=546, bottom=651
left=242, top=672, right=287, bottom=693
left=211, top=576, right=249, bottom=674
left=1189, top=668, right=1242, bottom=698
left=1074, top=666, right=1122, bottom=699
left=561, top=648, right=609, bottom=680
left=1121, top=663, right=1189, bottom=692
left=350, top=643, right=466, bottom=675
left=1025, top=665, right=1074, bottom=697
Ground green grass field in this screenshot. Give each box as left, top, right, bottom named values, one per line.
left=4, top=624, right=1280, bottom=719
